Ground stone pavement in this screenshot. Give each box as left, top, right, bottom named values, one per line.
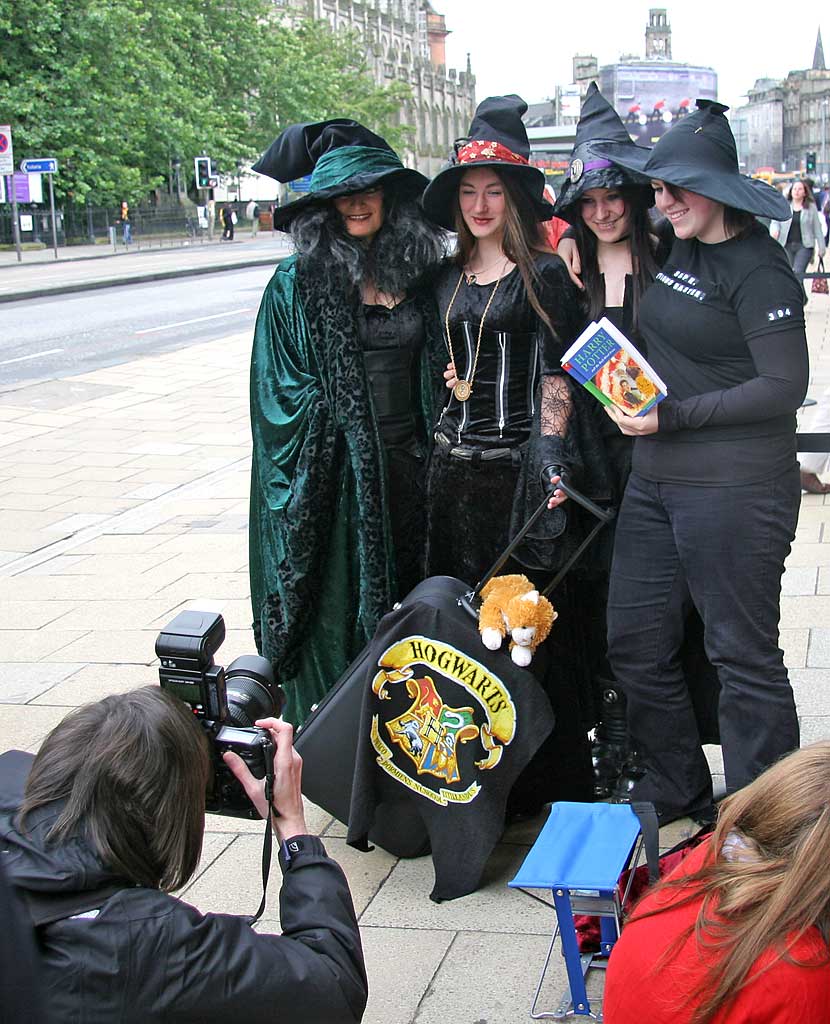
left=0, top=232, right=292, bottom=303
left=0, top=276, right=828, bottom=1021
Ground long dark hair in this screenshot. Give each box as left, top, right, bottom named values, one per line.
left=451, top=168, right=555, bottom=334
left=788, top=180, right=816, bottom=207
left=291, top=191, right=446, bottom=298
left=569, top=185, right=658, bottom=327
left=19, top=687, right=210, bottom=892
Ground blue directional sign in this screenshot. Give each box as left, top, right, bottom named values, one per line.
left=20, top=158, right=58, bottom=174
left=288, top=174, right=312, bottom=193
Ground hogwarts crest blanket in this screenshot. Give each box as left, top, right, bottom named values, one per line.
left=346, top=586, right=555, bottom=902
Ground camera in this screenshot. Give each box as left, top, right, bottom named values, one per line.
left=156, top=609, right=284, bottom=819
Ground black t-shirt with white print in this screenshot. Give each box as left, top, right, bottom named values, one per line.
left=633, top=221, right=809, bottom=485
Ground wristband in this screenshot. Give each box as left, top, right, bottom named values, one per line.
left=278, top=834, right=325, bottom=869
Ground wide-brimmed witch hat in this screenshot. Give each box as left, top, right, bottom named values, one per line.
left=421, top=95, right=553, bottom=230
left=253, top=119, right=428, bottom=231
left=594, top=99, right=790, bottom=221
left=553, top=83, right=653, bottom=224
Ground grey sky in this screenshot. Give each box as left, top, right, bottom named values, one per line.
left=438, top=2, right=823, bottom=113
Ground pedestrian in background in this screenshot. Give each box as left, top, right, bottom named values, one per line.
left=246, top=199, right=261, bottom=237
left=119, top=200, right=132, bottom=245
left=221, top=202, right=235, bottom=241
left=770, top=180, right=826, bottom=298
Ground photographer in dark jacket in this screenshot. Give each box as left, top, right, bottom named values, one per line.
left=0, top=687, right=367, bottom=1023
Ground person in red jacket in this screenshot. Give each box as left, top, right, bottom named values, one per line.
left=604, top=741, right=830, bottom=1023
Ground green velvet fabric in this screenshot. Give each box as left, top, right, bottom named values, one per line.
left=310, top=146, right=405, bottom=191
left=249, top=255, right=443, bottom=725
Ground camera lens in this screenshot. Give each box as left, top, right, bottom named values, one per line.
left=224, top=655, right=284, bottom=726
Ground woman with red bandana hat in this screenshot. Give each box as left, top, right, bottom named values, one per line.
left=422, top=95, right=615, bottom=813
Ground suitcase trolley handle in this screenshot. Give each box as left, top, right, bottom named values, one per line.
left=459, top=480, right=616, bottom=620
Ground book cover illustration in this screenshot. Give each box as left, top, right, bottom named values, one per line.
left=561, top=316, right=668, bottom=417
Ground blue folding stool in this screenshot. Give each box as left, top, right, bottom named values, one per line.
left=509, top=801, right=648, bottom=1020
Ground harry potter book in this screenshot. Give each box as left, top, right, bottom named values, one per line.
left=561, top=316, right=668, bottom=417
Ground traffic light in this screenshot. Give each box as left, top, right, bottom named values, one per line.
left=195, top=156, right=212, bottom=189
left=806, top=151, right=817, bottom=174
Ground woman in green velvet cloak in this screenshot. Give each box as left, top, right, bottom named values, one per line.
left=248, top=120, right=446, bottom=725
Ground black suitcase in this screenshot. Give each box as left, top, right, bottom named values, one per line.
left=294, top=481, right=615, bottom=859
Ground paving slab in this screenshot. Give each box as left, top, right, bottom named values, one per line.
left=29, top=662, right=155, bottom=705
left=0, top=704, right=76, bottom=750
left=807, top=628, right=830, bottom=668
left=0, top=662, right=86, bottom=704
left=412, top=930, right=576, bottom=1024
left=360, top=844, right=551, bottom=936
left=359, top=927, right=454, bottom=1024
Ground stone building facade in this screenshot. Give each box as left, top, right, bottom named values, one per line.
left=732, top=31, right=830, bottom=179
left=730, top=79, right=784, bottom=175
left=285, top=0, right=476, bottom=175
left=782, top=67, right=830, bottom=179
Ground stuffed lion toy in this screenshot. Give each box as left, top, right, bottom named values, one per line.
left=478, top=574, right=557, bottom=667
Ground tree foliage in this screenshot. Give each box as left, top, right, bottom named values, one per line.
left=0, top=0, right=413, bottom=204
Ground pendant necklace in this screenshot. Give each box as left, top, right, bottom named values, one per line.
left=443, top=260, right=506, bottom=402
left=463, top=255, right=506, bottom=285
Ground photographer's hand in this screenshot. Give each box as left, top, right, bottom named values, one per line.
left=223, top=718, right=308, bottom=841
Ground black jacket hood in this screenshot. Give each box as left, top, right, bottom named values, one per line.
left=0, top=751, right=115, bottom=898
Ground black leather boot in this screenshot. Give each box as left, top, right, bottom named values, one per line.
left=591, top=686, right=645, bottom=801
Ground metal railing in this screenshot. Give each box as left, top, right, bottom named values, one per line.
left=0, top=202, right=250, bottom=249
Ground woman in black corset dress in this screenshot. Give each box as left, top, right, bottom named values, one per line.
left=422, top=96, right=611, bottom=810
left=248, top=120, right=445, bottom=725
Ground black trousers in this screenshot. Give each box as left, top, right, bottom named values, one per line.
left=606, top=468, right=800, bottom=818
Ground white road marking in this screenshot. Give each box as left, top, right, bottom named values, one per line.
left=0, top=347, right=64, bottom=366
left=135, top=308, right=254, bottom=335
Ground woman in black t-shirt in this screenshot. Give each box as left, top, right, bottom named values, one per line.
left=593, top=101, right=808, bottom=823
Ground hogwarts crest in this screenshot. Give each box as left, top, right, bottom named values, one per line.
left=386, top=675, right=478, bottom=784
left=369, top=636, right=518, bottom=806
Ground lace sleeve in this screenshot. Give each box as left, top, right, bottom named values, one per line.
left=540, top=373, right=573, bottom=437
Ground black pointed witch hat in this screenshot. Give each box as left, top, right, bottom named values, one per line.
left=594, top=99, right=790, bottom=220
left=553, top=83, right=653, bottom=223
left=421, top=95, right=553, bottom=230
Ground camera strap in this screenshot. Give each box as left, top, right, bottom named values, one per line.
left=247, top=744, right=276, bottom=927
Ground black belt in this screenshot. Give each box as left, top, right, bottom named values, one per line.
left=434, top=431, right=518, bottom=463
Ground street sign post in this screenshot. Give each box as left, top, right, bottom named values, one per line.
left=288, top=174, right=313, bottom=194
left=0, top=125, right=13, bottom=175
left=20, top=156, right=59, bottom=260
left=0, top=126, right=22, bottom=262
left=18, top=156, right=58, bottom=260
left=20, top=157, right=58, bottom=174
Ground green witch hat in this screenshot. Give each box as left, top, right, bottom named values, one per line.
left=253, top=119, right=428, bottom=231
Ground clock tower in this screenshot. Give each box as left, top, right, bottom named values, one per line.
left=645, top=8, right=672, bottom=60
